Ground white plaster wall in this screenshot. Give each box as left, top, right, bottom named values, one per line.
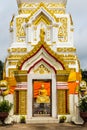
left=69, top=94, right=79, bottom=116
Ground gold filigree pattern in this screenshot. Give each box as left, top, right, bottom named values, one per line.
left=8, top=48, right=27, bottom=53
left=18, top=3, right=66, bottom=9
left=58, top=54, right=76, bottom=60
left=18, top=3, right=38, bottom=8
left=34, top=64, right=50, bottom=74
left=25, top=3, right=57, bottom=23
left=58, top=18, right=68, bottom=42
left=33, top=14, right=51, bottom=25
left=14, top=90, right=27, bottom=114
left=65, top=61, right=76, bottom=65
left=18, top=10, right=33, bottom=14
left=57, top=47, right=76, bottom=52
left=19, top=90, right=27, bottom=114
left=46, top=3, right=66, bottom=8
left=16, top=17, right=26, bottom=42
left=49, top=9, right=65, bottom=14
left=19, top=8, right=65, bottom=15
left=7, top=55, right=23, bottom=60
left=57, top=90, right=69, bottom=114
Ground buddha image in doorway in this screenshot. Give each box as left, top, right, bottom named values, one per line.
left=36, top=84, right=50, bottom=103
left=33, top=81, right=51, bottom=116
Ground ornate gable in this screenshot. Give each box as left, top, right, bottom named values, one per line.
left=17, top=42, right=67, bottom=73
left=26, top=3, right=56, bottom=24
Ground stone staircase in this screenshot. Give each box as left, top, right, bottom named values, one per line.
left=26, top=117, right=58, bottom=124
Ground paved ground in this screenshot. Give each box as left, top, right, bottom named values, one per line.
left=0, top=123, right=87, bottom=130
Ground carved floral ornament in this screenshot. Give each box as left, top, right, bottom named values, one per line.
left=34, top=64, right=50, bottom=74
left=16, top=17, right=68, bottom=43
left=18, top=2, right=66, bottom=10
left=14, top=1, right=69, bottom=43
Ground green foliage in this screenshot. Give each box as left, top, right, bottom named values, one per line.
left=20, top=116, right=26, bottom=123
left=59, top=115, right=66, bottom=123
left=0, top=60, right=4, bottom=80
left=81, top=70, right=87, bottom=82
left=0, top=100, right=13, bottom=113
left=79, top=95, right=87, bottom=112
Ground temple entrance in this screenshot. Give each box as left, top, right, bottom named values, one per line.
left=27, top=73, right=57, bottom=119
left=33, top=80, right=52, bottom=117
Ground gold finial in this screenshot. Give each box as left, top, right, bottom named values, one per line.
left=10, top=14, right=15, bottom=27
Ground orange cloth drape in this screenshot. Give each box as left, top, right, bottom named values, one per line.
left=68, top=82, right=79, bottom=94
left=68, top=71, right=81, bottom=94
left=9, top=86, right=16, bottom=94
left=33, top=81, right=50, bottom=98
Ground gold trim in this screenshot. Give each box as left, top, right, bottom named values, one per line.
left=8, top=68, right=17, bottom=77
left=14, top=90, right=27, bottom=114
left=57, top=70, right=70, bottom=75
left=25, top=3, right=57, bottom=23
left=8, top=48, right=27, bottom=53
left=57, top=47, right=76, bottom=52
left=34, top=64, right=50, bottom=74
left=9, top=62, right=17, bottom=66
left=18, top=3, right=66, bottom=9
left=16, top=17, right=26, bottom=42
left=57, top=90, right=69, bottom=114
left=69, top=14, right=73, bottom=25
left=10, top=15, right=15, bottom=27
left=17, top=42, right=67, bottom=70
left=58, top=17, right=68, bottom=42
left=33, top=14, right=51, bottom=25
left=14, top=70, right=27, bottom=82
left=7, top=55, right=23, bottom=60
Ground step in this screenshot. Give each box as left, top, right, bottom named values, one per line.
left=26, top=117, right=58, bottom=124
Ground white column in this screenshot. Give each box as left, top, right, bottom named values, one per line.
left=27, top=74, right=33, bottom=119
left=27, top=24, right=31, bottom=43
left=52, top=73, right=57, bottom=118
left=52, top=26, right=56, bottom=43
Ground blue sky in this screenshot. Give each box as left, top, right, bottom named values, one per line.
left=0, top=0, right=87, bottom=69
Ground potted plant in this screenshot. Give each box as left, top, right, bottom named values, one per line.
left=79, top=95, right=87, bottom=122
left=0, top=100, right=13, bottom=124
left=20, top=116, right=26, bottom=123
left=59, top=115, right=66, bottom=123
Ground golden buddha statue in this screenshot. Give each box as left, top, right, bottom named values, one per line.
left=40, top=28, right=45, bottom=42
left=36, top=84, right=50, bottom=103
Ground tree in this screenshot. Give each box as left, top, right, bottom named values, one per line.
left=0, top=60, right=4, bottom=80
left=81, top=70, right=87, bottom=82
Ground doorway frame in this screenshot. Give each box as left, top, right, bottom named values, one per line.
left=32, top=79, right=52, bottom=117
left=27, top=73, right=57, bottom=119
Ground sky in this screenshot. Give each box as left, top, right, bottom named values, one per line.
left=0, top=0, right=87, bottom=69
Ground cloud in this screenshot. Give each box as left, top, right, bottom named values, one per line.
left=0, top=0, right=17, bottom=61
left=67, top=0, right=87, bottom=69
left=0, top=0, right=87, bottom=70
